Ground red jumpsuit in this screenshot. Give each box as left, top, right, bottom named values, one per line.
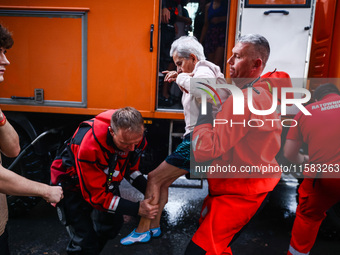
left=52, top=109, right=147, bottom=213
left=286, top=93, right=340, bottom=255
left=50, top=110, right=147, bottom=254
left=192, top=86, right=282, bottom=254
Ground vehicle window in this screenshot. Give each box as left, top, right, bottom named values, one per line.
left=157, top=0, right=229, bottom=110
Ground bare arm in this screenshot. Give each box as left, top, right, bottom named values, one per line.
left=0, top=110, right=20, bottom=157
left=0, top=165, right=63, bottom=203
left=199, top=3, right=210, bottom=43
left=161, top=7, right=171, bottom=24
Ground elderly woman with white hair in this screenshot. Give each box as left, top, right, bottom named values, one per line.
left=120, top=36, right=229, bottom=246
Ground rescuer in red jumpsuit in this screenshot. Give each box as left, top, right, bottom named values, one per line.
left=51, top=107, right=159, bottom=254
left=186, top=34, right=283, bottom=255
left=284, top=83, right=340, bottom=255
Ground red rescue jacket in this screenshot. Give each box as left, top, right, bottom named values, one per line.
left=193, top=86, right=282, bottom=196
left=51, top=110, right=147, bottom=213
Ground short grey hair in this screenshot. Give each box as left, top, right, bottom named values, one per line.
left=170, top=36, right=206, bottom=61
left=238, top=34, right=270, bottom=66
left=111, top=107, right=144, bottom=134
left=313, top=83, right=340, bottom=101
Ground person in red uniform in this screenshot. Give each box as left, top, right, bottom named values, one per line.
left=186, top=34, right=283, bottom=254
left=50, top=107, right=159, bottom=254
left=284, top=83, right=340, bottom=255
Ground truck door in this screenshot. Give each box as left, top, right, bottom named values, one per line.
left=238, top=0, right=315, bottom=80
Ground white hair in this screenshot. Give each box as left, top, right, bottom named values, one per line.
left=170, top=36, right=206, bottom=61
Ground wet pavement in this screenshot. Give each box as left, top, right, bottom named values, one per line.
left=7, top=175, right=340, bottom=255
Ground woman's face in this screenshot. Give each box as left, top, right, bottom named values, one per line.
left=173, top=52, right=197, bottom=74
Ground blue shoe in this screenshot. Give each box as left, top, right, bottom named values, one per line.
left=150, top=227, right=162, bottom=238
left=120, top=229, right=151, bottom=246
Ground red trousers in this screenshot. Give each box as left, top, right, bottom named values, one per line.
left=288, top=178, right=340, bottom=255
left=192, top=192, right=268, bottom=255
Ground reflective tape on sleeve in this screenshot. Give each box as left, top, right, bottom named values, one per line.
left=288, top=245, right=310, bottom=255
left=108, top=196, right=120, bottom=213
left=130, top=170, right=142, bottom=180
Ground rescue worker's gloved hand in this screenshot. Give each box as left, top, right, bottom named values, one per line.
left=196, top=102, right=214, bottom=126
left=138, top=196, right=159, bottom=219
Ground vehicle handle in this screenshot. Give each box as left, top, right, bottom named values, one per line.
left=264, top=10, right=289, bottom=15
left=11, top=96, right=35, bottom=100
left=150, top=24, right=154, bottom=52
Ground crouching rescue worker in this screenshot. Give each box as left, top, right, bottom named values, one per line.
left=284, top=83, right=340, bottom=255
left=50, top=107, right=159, bottom=254
left=187, top=34, right=283, bottom=254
